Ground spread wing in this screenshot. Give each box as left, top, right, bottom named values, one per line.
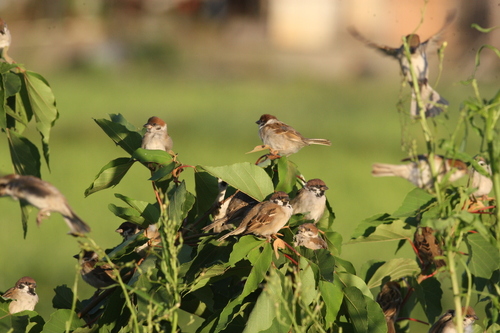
left=347, top=26, right=400, bottom=58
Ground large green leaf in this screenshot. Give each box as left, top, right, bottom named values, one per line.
left=41, top=309, right=85, bottom=333
left=350, top=213, right=395, bottom=240
left=366, top=296, right=387, bottom=333
left=467, top=233, right=500, bottom=279
left=84, top=157, right=135, bottom=196
left=366, top=258, right=420, bottom=289
left=336, top=271, right=373, bottom=299
left=320, top=280, right=343, bottom=326
left=414, top=277, right=442, bottom=322
left=94, top=117, right=142, bottom=155
left=275, top=157, right=299, bottom=193
left=22, top=71, right=59, bottom=168
left=200, top=163, right=274, bottom=201
left=132, top=148, right=175, bottom=165
left=350, top=219, right=415, bottom=244
left=392, top=188, right=435, bottom=218
left=344, top=286, right=368, bottom=333
left=6, top=128, right=41, bottom=177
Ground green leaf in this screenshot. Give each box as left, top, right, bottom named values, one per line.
left=108, top=203, right=145, bottom=225
left=350, top=219, right=415, bottom=243
left=177, top=308, right=205, bottom=333
left=275, top=157, right=299, bottom=193
left=366, top=258, right=420, bottom=289
left=10, top=311, right=44, bottom=333
left=298, top=256, right=318, bottom=306
left=336, top=271, right=373, bottom=299
left=132, top=148, right=174, bottom=165
left=41, top=309, right=85, bottom=333
left=392, top=188, right=435, bottom=218
left=319, top=280, right=343, bottom=326
left=467, top=233, right=500, bottom=279
left=167, top=181, right=194, bottom=228
left=6, top=129, right=41, bottom=177
left=52, top=285, right=80, bottom=311
left=414, top=277, right=442, bottom=322
left=109, top=113, right=139, bottom=131
left=22, top=71, right=59, bottom=168
left=344, top=286, right=368, bottom=333
left=94, top=117, right=142, bottom=155
left=200, top=163, right=274, bottom=201
left=191, top=169, right=221, bottom=222
left=366, top=296, right=387, bottom=333
left=228, top=236, right=266, bottom=266
left=84, top=157, right=135, bottom=196
left=4, top=72, right=21, bottom=97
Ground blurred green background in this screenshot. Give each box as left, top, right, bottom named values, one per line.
left=0, top=0, right=498, bottom=331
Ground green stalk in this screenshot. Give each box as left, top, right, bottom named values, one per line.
left=447, top=249, right=464, bottom=333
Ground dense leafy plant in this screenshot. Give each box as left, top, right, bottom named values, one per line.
left=0, top=23, right=499, bottom=333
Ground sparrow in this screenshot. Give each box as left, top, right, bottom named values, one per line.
left=2, top=276, right=38, bottom=314
left=467, top=156, right=493, bottom=200
left=413, top=226, right=446, bottom=270
left=0, top=174, right=91, bottom=235
left=203, top=190, right=258, bottom=232
left=376, top=281, right=403, bottom=333
left=74, top=251, right=117, bottom=289
left=116, top=222, right=161, bottom=255
left=218, top=191, right=293, bottom=242
left=428, top=306, right=478, bottom=333
left=293, top=223, right=327, bottom=250
left=0, top=18, right=13, bottom=63
left=141, top=116, right=173, bottom=152
left=291, top=178, right=329, bottom=223
left=348, top=11, right=456, bottom=117
left=372, top=155, right=467, bottom=190
left=254, top=114, right=331, bottom=156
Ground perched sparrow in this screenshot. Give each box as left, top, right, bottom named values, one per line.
left=203, top=190, right=258, bottom=232
left=0, top=18, right=12, bottom=63
left=0, top=174, right=91, bottom=235
left=218, top=191, right=293, bottom=242
left=2, top=276, right=38, bottom=314
left=467, top=156, right=493, bottom=200
left=376, top=281, right=403, bottom=333
left=413, top=226, right=445, bottom=270
left=428, top=306, right=478, bottom=333
left=372, top=155, right=467, bottom=189
left=348, top=11, right=455, bottom=117
left=116, top=222, right=161, bottom=255
left=141, top=116, right=173, bottom=152
left=255, top=114, right=331, bottom=156
left=74, top=251, right=117, bottom=289
left=291, top=179, right=329, bottom=223
left=293, top=223, right=327, bottom=250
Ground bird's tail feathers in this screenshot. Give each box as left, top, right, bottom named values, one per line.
left=305, top=138, right=331, bottom=146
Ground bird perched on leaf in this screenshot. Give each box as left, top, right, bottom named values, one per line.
left=428, top=306, right=478, bottom=333
left=250, top=114, right=331, bottom=157
left=348, top=10, right=456, bottom=117
left=467, top=155, right=493, bottom=201
left=142, top=116, right=173, bottom=152
left=413, top=226, right=446, bottom=272
left=0, top=174, right=91, bottom=235
left=74, top=251, right=117, bottom=289
left=218, top=191, right=292, bottom=242
left=372, top=154, right=467, bottom=190
left=2, top=276, right=38, bottom=314
left=376, top=281, right=403, bottom=333
left=293, top=223, right=327, bottom=250
left=291, top=178, right=329, bottom=223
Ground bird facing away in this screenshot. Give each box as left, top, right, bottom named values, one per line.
left=0, top=174, right=91, bottom=235
left=348, top=10, right=456, bottom=117
left=2, top=276, right=38, bottom=314
left=413, top=226, right=446, bottom=271
left=256, top=114, right=331, bottom=156
left=376, top=281, right=403, bottom=333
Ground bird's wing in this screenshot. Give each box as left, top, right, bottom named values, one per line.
left=347, top=26, right=400, bottom=58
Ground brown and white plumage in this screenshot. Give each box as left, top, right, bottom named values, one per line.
left=428, top=306, right=478, bottom=333
left=74, top=251, right=117, bottom=289
left=142, top=116, right=173, bottom=152
left=0, top=174, right=91, bottom=235
left=0, top=18, right=12, bottom=63
left=467, top=156, right=493, bottom=200
left=218, top=191, right=292, bottom=242
left=256, top=114, right=331, bottom=156
left=376, top=281, right=403, bottom=333
left=2, top=276, right=38, bottom=314
left=372, top=155, right=467, bottom=189
left=116, top=222, right=161, bottom=256
left=293, top=223, right=327, bottom=250
left=348, top=11, right=455, bottom=117
left=291, top=178, right=329, bottom=223
left=414, top=226, right=446, bottom=270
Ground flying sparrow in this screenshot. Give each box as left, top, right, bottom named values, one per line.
left=74, top=251, right=117, bottom=289
left=116, top=222, right=161, bottom=255
left=254, top=114, right=331, bottom=157
left=376, top=281, right=403, bottom=333
left=467, top=156, right=493, bottom=200
left=0, top=18, right=12, bottom=63
left=218, top=191, right=293, bottom=242
left=0, top=174, right=91, bottom=235
left=2, top=276, right=38, bottom=314
left=293, top=223, right=327, bottom=250
left=203, top=190, right=258, bottom=233
left=291, top=178, right=329, bottom=223
left=372, top=155, right=467, bottom=190
left=141, top=116, right=173, bottom=152
left=348, top=11, right=456, bottom=117
left=413, top=226, right=446, bottom=271
left=428, top=306, right=478, bottom=333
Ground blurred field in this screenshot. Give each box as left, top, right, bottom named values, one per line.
left=0, top=66, right=497, bottom=328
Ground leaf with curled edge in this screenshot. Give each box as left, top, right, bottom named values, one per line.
left=366, top=258, right=420, bottom=289
left=84, top=157, right=135, bottom=196
left=349, top=219, right=415, bottom=244
left=94, top=117, right=142, bottom=155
